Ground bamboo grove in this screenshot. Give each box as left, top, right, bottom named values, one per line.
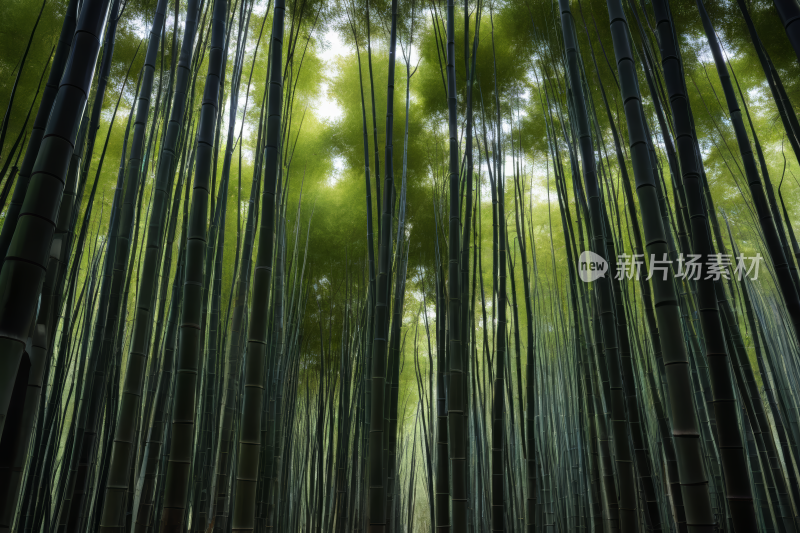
left=3, top=0, right=800, bottom=531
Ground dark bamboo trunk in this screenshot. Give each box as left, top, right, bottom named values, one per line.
left=696, top=0, right=800, bottom=346
left=558, top=1, right=639, bottom=530
left=445, top=1, right=468, bottom=531
left=367, top=0, right=398, bottom=530
left=0, top=4, right=111, bottom=532
left=0, top=0, right=79, bottom=261
left=230, top=0, right=284, bottom=529
left=603, top=1, right=720, bottom=531
left=651, top=0, right=760, bottom=529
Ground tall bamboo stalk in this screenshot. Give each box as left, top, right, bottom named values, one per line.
left=0, top=5, right=111, bottom=526
left=230, top=0, right=285, bottom=529
left=150, top=0, right=223, bottom=529
left=445, top=1, right=468, bottom=531
left=558, top=0, right=639, bottom=530
left=368, top=0, right=398, bottom=530
left=0, top=0, right=79, bottom=261
left=603, top=0, right=718, bottom=530
left=651, top=0, right=760, bottom=529
left=696, top=0, right=800, bottom=346
left=125, top=0, right=200, bottom=528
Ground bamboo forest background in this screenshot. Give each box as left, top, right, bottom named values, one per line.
left=3, top=0, right=800, bottom=530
